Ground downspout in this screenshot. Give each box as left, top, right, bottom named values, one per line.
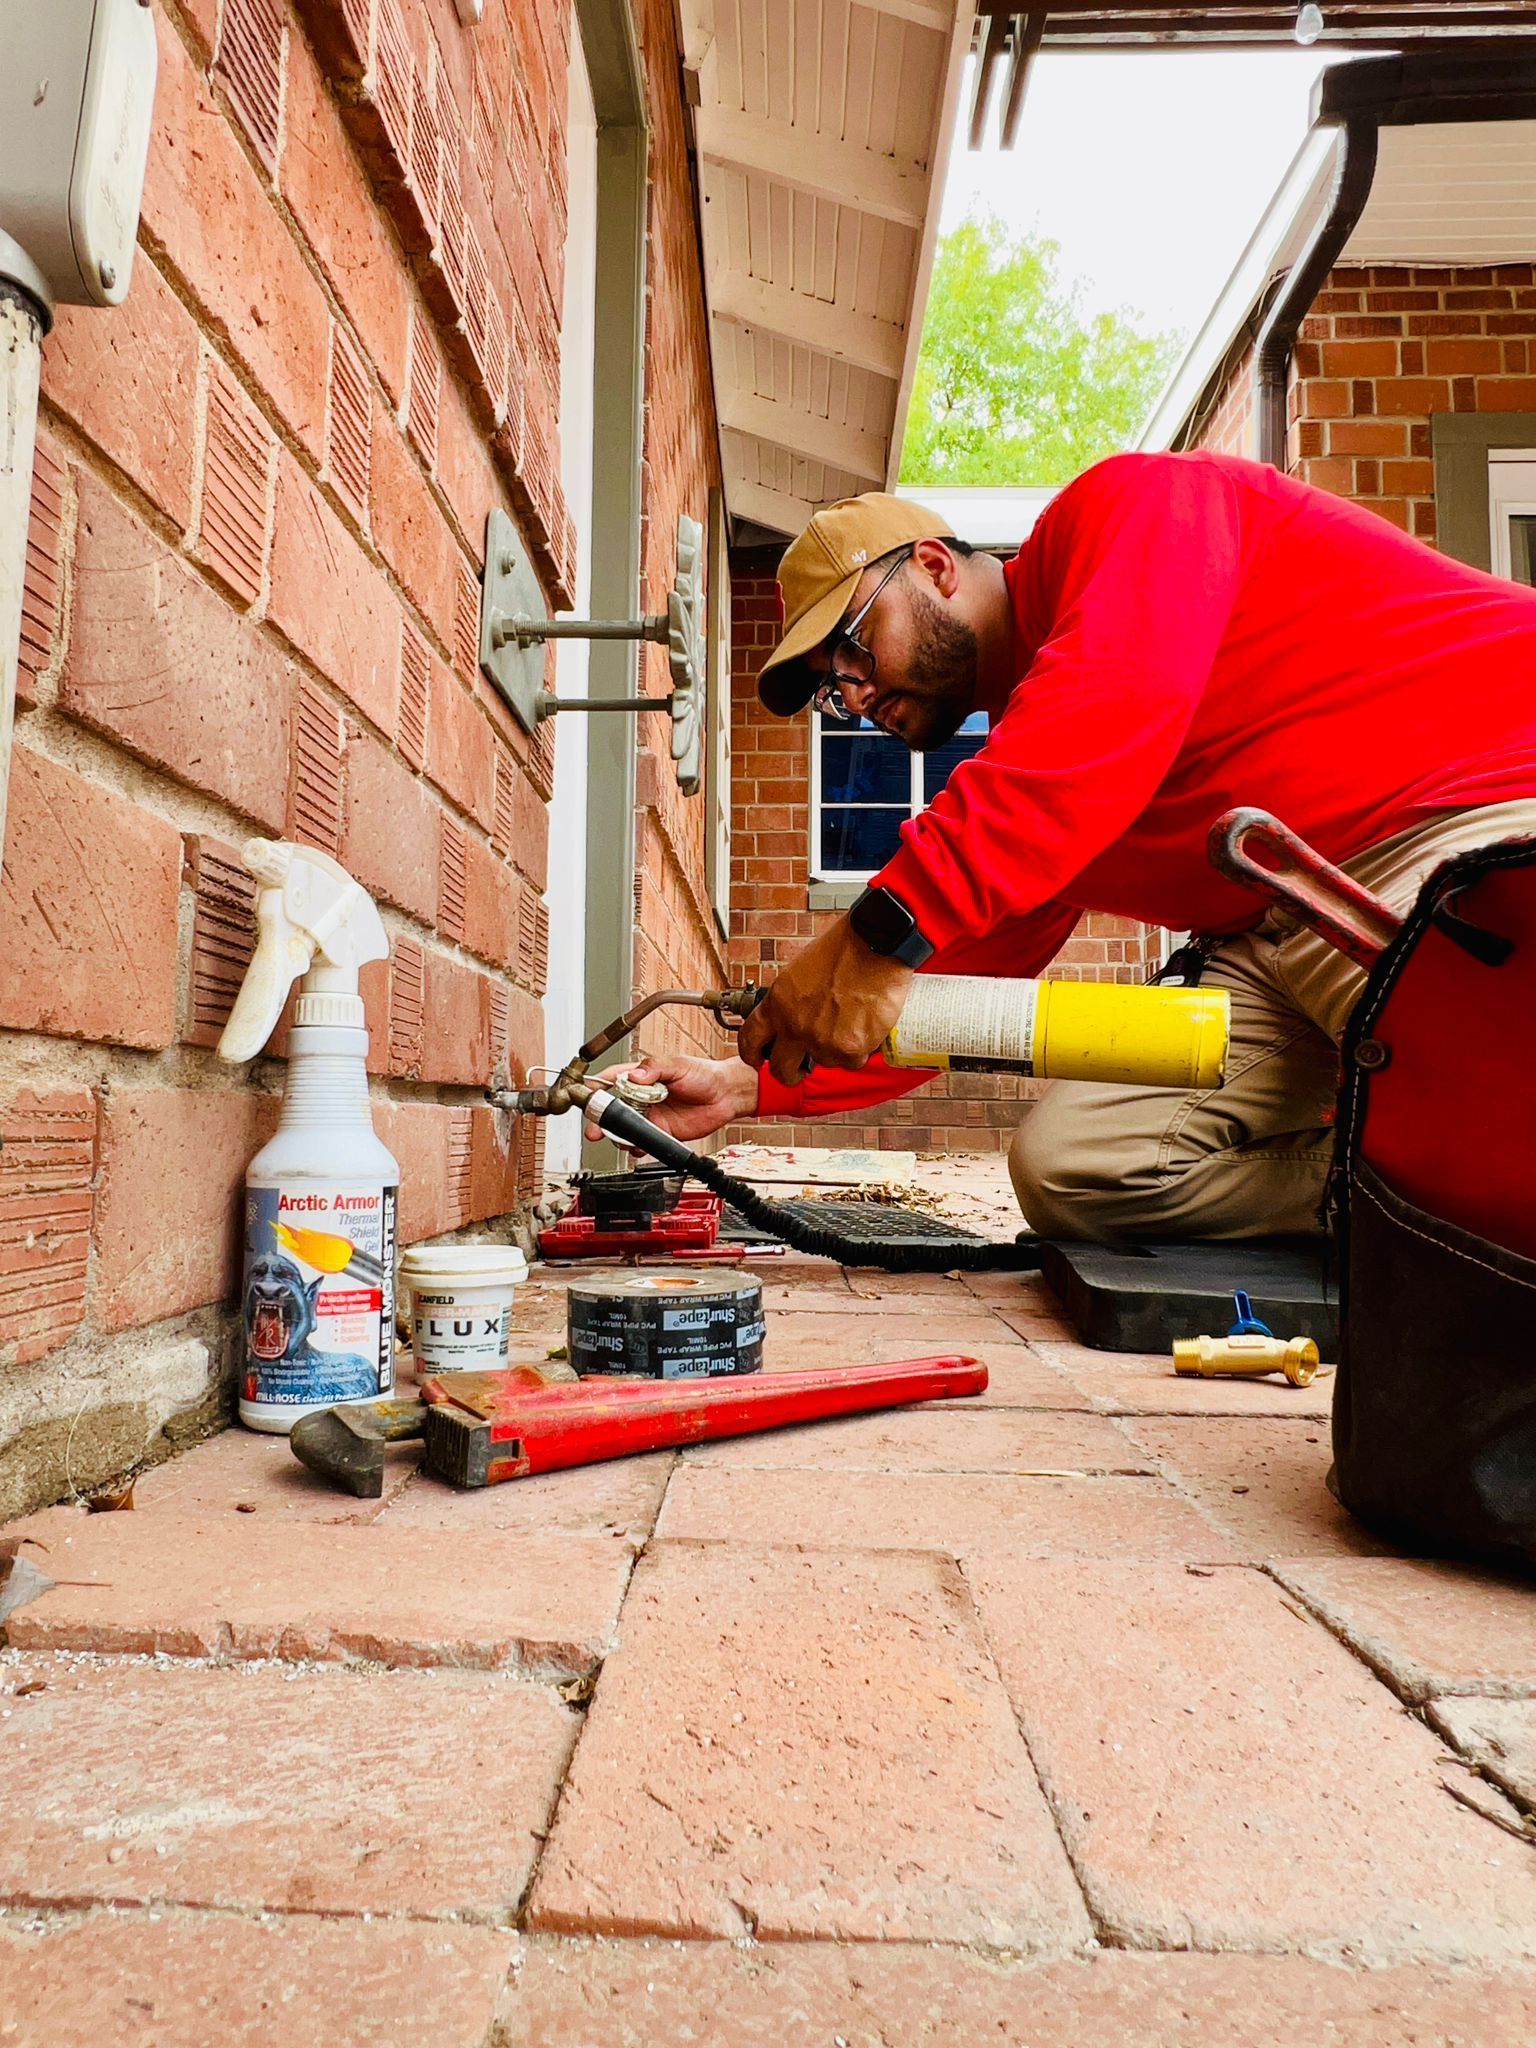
left=1253, top=113, right=1380, bottom=471
left=0, top=278, right=47, bottom=874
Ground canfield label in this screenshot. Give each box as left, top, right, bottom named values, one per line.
left=409, top=1289, right=513, bottom=1370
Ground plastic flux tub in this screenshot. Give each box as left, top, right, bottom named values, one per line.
left=400, top=1243, right=530, bottom=1374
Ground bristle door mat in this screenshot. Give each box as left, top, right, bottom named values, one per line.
left=717, top=1200, right=990, bottom=1251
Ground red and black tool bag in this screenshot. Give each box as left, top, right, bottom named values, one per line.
left=1332, top=836, right=1536, bottom=1567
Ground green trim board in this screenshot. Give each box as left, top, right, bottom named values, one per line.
left=577, top=0, right=647, bottom=1171
left=1432, top=411, right=1536, bottom=572
left=705, top=486, right=732, bottom=938
left=808, top=880, right=863, bottom=912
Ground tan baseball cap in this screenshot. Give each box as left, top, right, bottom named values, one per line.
left=758, top=493, right=954, bottom=716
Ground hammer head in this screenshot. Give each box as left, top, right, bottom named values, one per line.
left=287, top=1364, right=575, bottom=1496
left=289, top=1397, right=427, bottom=1498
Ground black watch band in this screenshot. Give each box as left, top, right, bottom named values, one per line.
left=848, top=884, right=935, bottom=969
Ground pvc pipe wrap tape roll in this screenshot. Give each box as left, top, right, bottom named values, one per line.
left=568, top=1270, right=765, bottom=1379
left=883, top=975, right=1229, bottom=1090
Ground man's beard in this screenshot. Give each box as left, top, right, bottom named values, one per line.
left=890, top=584, right=980, bottom=752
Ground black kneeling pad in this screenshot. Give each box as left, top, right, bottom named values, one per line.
left=1038, top=1238, right=1339, bottom=1356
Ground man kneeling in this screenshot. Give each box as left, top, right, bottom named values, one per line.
left=601, top=459, right=1536, bottom=1242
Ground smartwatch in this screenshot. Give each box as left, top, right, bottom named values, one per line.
left=848, top=884, right=935, bottom=969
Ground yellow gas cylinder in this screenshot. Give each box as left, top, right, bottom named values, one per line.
left=1172, top=1333, right=1319, bottom=1387
left=882, top=975, right=1228, bottom=1090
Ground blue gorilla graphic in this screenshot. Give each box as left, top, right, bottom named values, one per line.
left=244, top=1248, right=376, bottom=1404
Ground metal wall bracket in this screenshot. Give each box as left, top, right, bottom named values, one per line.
left=478, top=510, right=707, bottom=795
left=478, top=508, right=547, bottom=733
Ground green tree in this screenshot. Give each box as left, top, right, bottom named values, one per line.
left=899, top=216, right=1182, bottom=487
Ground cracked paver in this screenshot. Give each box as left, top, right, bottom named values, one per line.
left=526, top=1540, right=1091, bottom=1947
left=1274, top=1555, right=1536, bottom=1702
left=972, top=1559, right=1536, bottom=1963
left=0, top=1655, right=574, bottom=1920
left=4, top=1511, right=631, bottom=1676
left=0, top=1911, right=517, bottom=2046
left=498, top=1938, right=1536, bottom=2047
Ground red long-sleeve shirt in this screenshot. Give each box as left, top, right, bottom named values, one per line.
left=759, top=449, right=1536, bottom=1120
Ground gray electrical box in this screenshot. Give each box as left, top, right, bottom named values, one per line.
left=0, top=0, right=158, bottom=312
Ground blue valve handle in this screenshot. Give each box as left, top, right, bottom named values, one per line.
left=1228, top=1290, right=1273, bottom=1338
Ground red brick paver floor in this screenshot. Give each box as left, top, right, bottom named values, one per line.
left=4, top=1158, right=1536, bottom=2043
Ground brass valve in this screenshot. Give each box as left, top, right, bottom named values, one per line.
left=487, top=985, right=766, bottom=1118
left=1172, top=1333, right=1320, bottom=1387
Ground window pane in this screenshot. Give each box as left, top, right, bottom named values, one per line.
left=821, top=731, right=912, bottom=804
left=1511, top=514, right=1536, bottom=587
left=819, top=807, right=907, bottom=873
left=922, top=715, right=989, bottom=805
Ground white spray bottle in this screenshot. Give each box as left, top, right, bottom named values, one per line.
left=218, top=839, right=400, bottom=1434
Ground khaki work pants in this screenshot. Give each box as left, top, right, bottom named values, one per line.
left=1010, top=801, right=1536, bottom=1241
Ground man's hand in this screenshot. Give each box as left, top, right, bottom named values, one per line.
left=737, top=915, right=914, bottom=1088
left=583, top=1054, right=759, bottom=1146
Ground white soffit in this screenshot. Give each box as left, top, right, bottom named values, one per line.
left=1140, top=116, right=1536, bottom=452
left=1344, top=120, right=1536, bottom=266
left=682, top=0, right=976, bottom=539
left=895, top=480, right=1058, bottom=547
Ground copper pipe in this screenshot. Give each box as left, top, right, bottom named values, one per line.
left=490, top=986, right=765, bottom=1117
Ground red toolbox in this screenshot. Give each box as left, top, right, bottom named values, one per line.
left=537, top=1189, right=725, bottom=1261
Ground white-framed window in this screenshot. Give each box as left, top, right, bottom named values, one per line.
left=1489, top=451, right=1536, bottom=586
left=809, top=707, right=989, bottom=879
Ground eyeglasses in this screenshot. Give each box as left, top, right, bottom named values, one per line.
left=811, top=548, right=912, bottom=722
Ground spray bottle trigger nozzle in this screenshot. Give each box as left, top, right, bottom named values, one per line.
left=1227, top=1290, right=1273, bottom=1338
left=217, top=841, right=387, bottom=1064
left=244, top=838, right=292, bottom=887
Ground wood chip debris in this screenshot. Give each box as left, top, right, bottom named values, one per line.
left=792, top=1181, right=953, bottom=1215
left=85, top=1482, right=136, bottom=1512
left=1012, top=1466, right=1157, bottom=1478
left=1439, top=1774, right=1536, bottom=1841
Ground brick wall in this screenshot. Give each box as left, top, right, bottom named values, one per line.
left=1283, top=264, right=1536, bottom=541
left=0, top=0, right=719, bottom=1513
left=1190, top=265, right=1536, bottom=531
left=1196, top=342, right=1256, bottom=460
left=723, top=568, right=1163, bottom=1154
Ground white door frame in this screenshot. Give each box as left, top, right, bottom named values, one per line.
left=1489, top=449, right=1536, bottom=584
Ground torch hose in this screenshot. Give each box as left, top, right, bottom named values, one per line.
left=588, top=1091, right=1045, bottom=1273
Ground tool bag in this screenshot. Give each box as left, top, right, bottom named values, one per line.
left=1332, top=836, right=1536, bottom=1567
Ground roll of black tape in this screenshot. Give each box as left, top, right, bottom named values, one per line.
left=567, top=1270, right=764, bottom=1379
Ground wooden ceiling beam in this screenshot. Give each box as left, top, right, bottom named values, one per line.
left=727, top=479, right=823, bottom=537
left=850, top=0, right=955, bottom=29
left=710, top=274, right=908, bottom=380
left=719, top=391, right=888, bottom=482
left=694, top=105, right=929, bottom=227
